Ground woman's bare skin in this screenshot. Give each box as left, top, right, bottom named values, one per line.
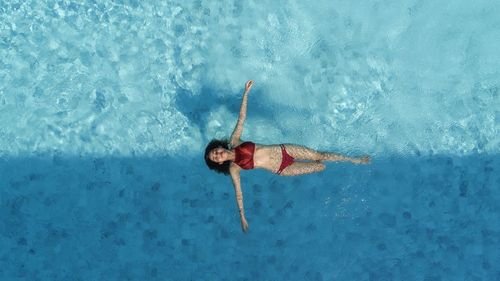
left=207, top=80, right=370, bottom=232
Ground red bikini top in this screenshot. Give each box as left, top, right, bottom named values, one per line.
left=233, top=142, right=255, bottom=169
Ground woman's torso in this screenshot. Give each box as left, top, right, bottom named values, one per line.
left=232, top=141, right=283, bottom=173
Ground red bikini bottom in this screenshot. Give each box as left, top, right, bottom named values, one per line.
left=276, top=144, right=295, bottom=174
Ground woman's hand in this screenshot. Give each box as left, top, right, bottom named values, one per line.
left=245, top=80, right=254, bottom=93
left=240, top=214, right=249, bottom=233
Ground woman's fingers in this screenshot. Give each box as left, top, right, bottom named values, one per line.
left=245, top=80, right=253, bottom=91
left=241, top=218, right=249, bottom=232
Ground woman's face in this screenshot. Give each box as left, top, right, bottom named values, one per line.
left=209, top=146, right=227, bottom=164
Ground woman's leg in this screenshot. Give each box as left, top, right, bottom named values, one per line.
left=283, top=144, right=364, bottom=163
left=278, top=161, right=325, bottom=176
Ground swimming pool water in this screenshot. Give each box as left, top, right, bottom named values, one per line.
left=1, top=0, right=499, bottom=280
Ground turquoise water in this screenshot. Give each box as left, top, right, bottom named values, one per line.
left=1, top=0, right=499, bottom=280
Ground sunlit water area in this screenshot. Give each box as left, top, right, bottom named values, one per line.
left=1, top=0, right=499, bottom=280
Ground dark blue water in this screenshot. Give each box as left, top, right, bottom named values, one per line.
left=1, top=154, right=498, bottom=280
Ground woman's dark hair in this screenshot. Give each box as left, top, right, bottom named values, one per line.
left=204, top=139, right=231, bottom=176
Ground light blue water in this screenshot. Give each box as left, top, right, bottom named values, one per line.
left=1, top=0, right=499, bottom=280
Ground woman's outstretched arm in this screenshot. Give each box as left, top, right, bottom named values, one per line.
left=230, top=80, right=253, bottom=146
left=229, top=165, right=249, bottom=233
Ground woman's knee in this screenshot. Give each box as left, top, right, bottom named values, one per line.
left=317, top=162, right=326, bottom=171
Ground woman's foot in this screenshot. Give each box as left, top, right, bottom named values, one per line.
left=353, top=156, right=370, bottom=164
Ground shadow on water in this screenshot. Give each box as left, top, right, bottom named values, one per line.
left=174, top=84, right=278, bottom=134
left=0, top=154, right=498, bottom=280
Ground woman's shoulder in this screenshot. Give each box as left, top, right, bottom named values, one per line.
left=228, top=140, right=237, bottom=149
left=231, top=139, right=256, bottom=148
left=230, top=139, right=243, bottom=148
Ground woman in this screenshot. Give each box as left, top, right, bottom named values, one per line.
left=204, top=80, right=370, bottom=232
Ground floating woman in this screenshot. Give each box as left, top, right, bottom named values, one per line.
left=204, top=80, right=370, bottom=232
